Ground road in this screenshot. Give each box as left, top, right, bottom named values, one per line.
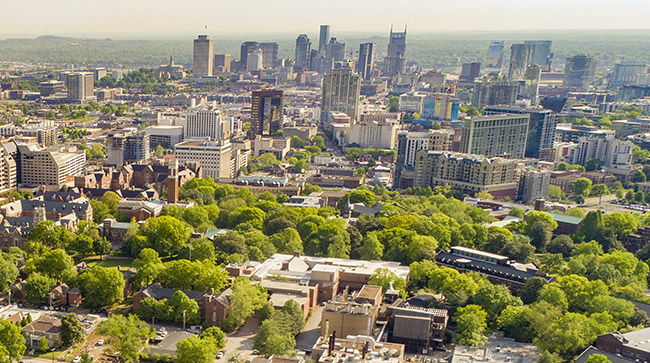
left=223, top=317, right=259, bottom=361
left=295, top=305, right=324, bottom=351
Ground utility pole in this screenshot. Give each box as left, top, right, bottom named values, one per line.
left=183, top=310, right=187, bottom=330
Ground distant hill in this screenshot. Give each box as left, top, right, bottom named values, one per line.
left=1, top=31, right=650, bottom=71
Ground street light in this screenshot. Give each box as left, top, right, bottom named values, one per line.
left=183, top=310, right=187, bottom=330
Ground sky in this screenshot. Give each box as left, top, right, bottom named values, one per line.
left=1, top=0, right=650, bottom=38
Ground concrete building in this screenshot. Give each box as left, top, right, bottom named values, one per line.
left=319, top=25, right=331, bottom=56
left=518, top=168, right=551, bottom=203
left=486, top=41, right=504, bottom=70
left=106, top=132, right=150, bottom=167
left=472, top=79, right=519, bottom=108
left=19, top=144, right=86, bottom=186
left=508, top=44, right=529, bottom=80
left=387, top=300, right=449, bottom=351
left=321, top=62, right=360, bottom=124
left=522, top=65, right=542, bottom=102
left=461, top=114, right=530, bottom=159
left=564, top=54, right=596, bottom=91
left=394, top=130, right=454, bottom=189
left=282, top=126, right=317, bottom=140
left=421, top=94, right=460, bottom=121
left=565, top=134, right=634, bottom=168
left=185, top=105, right=231, bottom=140
left=357, top=43, right=375, bottom=80
left=326, top=38, right=346, bottom=63
left=251, top=89, right=284, bottom=136
left=399, top=92, right=426, bottom=113
left=321, top=300, right=379, bottom=338
left=156, top=57, right=184, bottom=80
left=483, top=106, right=557, bottom=159
left=260, top=42, right=279, bottom=69
left=66, top=72, right=94, bottom=101
left=0, top=141, right=17, bottom=192
left=384, top=25, right=407, bottom=77
left=525, top=40, right=553, bottom=71
left=460, top=62, right=481, bottom=82
left=39, top=80, right=64, bottom=96
left=347, top=120, right=399, bottom=149
left=610, top=63, right=648, bottom=88
left=193, top=35, right=214, bottom=77
left=246, top=48, right=263, bottom=72
left=413, top=151, right=520, bottom=199
left=144, top=125, right=184, bottom=149
left=295, top=35, right=311, bottom=68
left=253, top=135, right=291, bottom=160
left=174, top=139, right=232, bottom=179
left=213, top=54, right=231, bottom=73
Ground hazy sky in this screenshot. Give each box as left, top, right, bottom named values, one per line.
left=2, top=0, right=650, bottom=37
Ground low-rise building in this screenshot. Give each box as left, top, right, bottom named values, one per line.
left=253, top=135, right=291, bottom=160
left=387, top=299, right=448, bottom=351
left=594, top=328, right=650, bottom=362
left=22, top=315, right=63, bottom=348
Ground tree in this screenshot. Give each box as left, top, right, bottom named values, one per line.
left=369, top=268, right=406, bottom=297
left=524, top=211, right=558, bottom=234
left=473, top=284, right=523, bottom=327
left=585, top=159, right=603, bottom=172
left=302, top=184, right=322, bottom=195
left=528, top=221, right=553, bottom=252
left=282, top=299, right=306, bottom=335
left=0, top=319, right=26, bottom=361
left=100, top=191, right=122, bottom=216
left=337, top=189, right=376, bottom=209
left=24, top=273, right=55, bottom=305
left=71, top=234, right=94, bottom=256
left=61, top=313, right=84, bottom=346
left=634, top=170, right=647, bottom=183
left=168, top=291, right=200, bottom=325
left=269, top=228, right=303, bottom=254
left=453, top=305, right=488, bottom=346
left=573, top=178, right=593, bottom=197
left=221, top=278, right=268, bottom=332
left=97, top=315, right=154, bottom=363
left=37, top=336, right=49, bottom=353
left=535, top=351, right=563, bottom=363
left=34, top=248, right=75, bottom=280
left=254, top=318, right=296, bottom=356
left=546, top=235, right=576, bottom=257
left=200, top=326, right=227, bottom=351
left=585, top=354, right=612, bottom=363
left=133, top=248, right=163, bottom=288
left=590, top=184, right=610, bottom=204
left=155, top=144, right=164, bottom=158
left=475, top=191, right=493, bottom=200
left=518, top=277, right=547, bottom=305
left=176, top=336, right=218, bottom=363
left=77, top=267, right=125, bottom=307
left=0, top=253, right=18, bottom=293
left=509, top=207, right=525, bottom=218
left=94, top=237, right=112, bottom=257
left=603, top=212, right=639, bottom=240
left=547, top=185, right=564, bottom=200
left=357, top=233, right=384, bottom=260
left=139, top=216, right=193, bottom=257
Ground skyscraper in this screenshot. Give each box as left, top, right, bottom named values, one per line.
left=385, top=25, right=407, bottom=77
left=486, top=41, right=504, bottom=69
left=522, top=65, right=542, bottom=102
left=295, top=34, right=311, bottom=68
left=240, top=42, right=260, bottom=69
left=460, top=62, right=481, bottom=82
left=66, top=72, right=94, bottom=101
left=564, top=54, right=596, bottom=91
left=460, top=114, right=530, bottom=159
left=508, top=43, right=529, bottom=80
left=319, top=25, right=331, bottom=56
left=357, top=43, right=375, bottom=80
left=185, top=106, right=231, bottom=140
left=251, top=89, right=284, bottom=136
left=610, top=63, right=649, bottom=88
left=260, top=43, right=279, bottom=69
left=214, top=54, right=231, bottom=73
left=321, top=62, right=360, bottom=124
left=326, top=38, right=346, bottom=62
left=524, top=40, right=552, bottom=71
left=483, top=106, right=557, bottom=159
left=246, top=48, right=263, bottom=72
left=193, top=35, right=214, bottom=77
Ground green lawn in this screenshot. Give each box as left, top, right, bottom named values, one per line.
left=83, top=256, right=134, bottom=270
left=35, top=349, right=65, bottom=359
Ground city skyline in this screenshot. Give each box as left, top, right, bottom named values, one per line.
left=1, top=0, right=650, bottom=37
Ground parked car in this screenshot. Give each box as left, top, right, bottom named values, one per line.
left=216, top=352, right=224, bottom=359
left=73, top=357, right=82, bottom=363
left=97, top=339, right=104, bottom=346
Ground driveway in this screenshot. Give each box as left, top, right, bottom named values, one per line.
left=223, top=317, right=259, bottom=361
left=295, top=305, right=324, bottom=351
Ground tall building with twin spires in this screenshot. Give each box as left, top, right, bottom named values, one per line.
left=384, top=25, right=407, bottom=77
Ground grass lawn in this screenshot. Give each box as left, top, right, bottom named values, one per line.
left=35, top=349, right=65, bottom=359
left=83, top=256, right=134, bottom=270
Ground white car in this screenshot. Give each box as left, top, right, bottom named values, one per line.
left=97, top=339, right=104, bottom=346
left=73, top=357, right=82, bottom=363
left=216, top=352, right=224, bottom=359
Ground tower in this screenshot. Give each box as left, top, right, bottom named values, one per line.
left=33, top=206, right=46, bottom=226
left=357, top=43, right=375, bottom=80
left=384, top=25, right=407, bottom=77
left=167, top=159, right=179, bottom=203
left=295, top=34, right=312, bottom=68
left=319, top=25, right=331, bottom=56
left=193, top=35, right=214, bottom=77
left=251, top=89, right=284, bottom=136
left=321, top=62, right=361, bottom=124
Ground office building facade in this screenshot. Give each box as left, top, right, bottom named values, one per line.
left=508, top=43, right=529, bottom=80
left=295, top=34, right=311, bottom=68
left=319, top=25, right=331, bottom=56
left=472, top=79, right=519, bottom=108
left=522, top=64, right=542, bottom=102
left=610, top=62, right=648, bottom=88
left=461, top=114, right=530, bottom=159
left=564, top=54, right=596, bottom=91
left=326, top=38, right=346, bottom=62
left=486, top=41, right=504, bottom=69
left=251, top=89, right=284, bottom=136
left=185, top=106, right=231, bottom=140
left=174, top=140, right=232, bottom=179
left=260, top=43, right=279, bottom=69
left=524, top=40, right=552, bottom=71
left=19, top=144, right=86, bottom=186
left=107, top=132, right=150, bottom=166
left=460, top=62, right=481, bottom=82
left=240, top=41, right=259, bottom=69
left=422, top=94, right=460, bottom=121
left=66, top=73, right=94, bottom=101
left=321, top=62, right=360, bottom=124
left=214, top=54, right=231, bottom=73
left=384, top=25, right=407, bottom=77
left=193, top=35, right=214, bottom=77
left=357, top=43, right=375, bottom=80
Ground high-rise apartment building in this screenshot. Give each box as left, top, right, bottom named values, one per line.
left=193, top=35, right=214, bottom=77
left=214, top=54, right=231, bottom=73
left=321, top=62, right=360, bottom=124
left=66, top=72, right=94, bottom=101
left=508, top=43, right=529, bottom=80
left=19, top=144, right=86, bottom=186
left=610, top=63, right=648, bottom=88
left=471, top=80, right=520, bottom=108
left=260, top=43, right=279, bottom=69
left=295, top=34, right=311, bottom=68
left=413, top=150, right=520, bottom=199
left=483, top=106, right=557, bottom=159
left=394, top=130, right=454, bottom=188
left=185, top=106, right=231, bottom=140
left=564, top=54, right=596, bottom=91
left=421, top=94, right=460, bottom=121
left=565, top=134, right=634, bottom=168
left=460, top=114, right=530, bottom=159
left=486, top=41, right=504, bottom=69
left=460, top=62, right=481, bottom=82
left=524, top=40, right=553, bottom=71
left=357, top=43, right=375, bottom=80
left=384, top=25, right=407, bottom=77
left=240, top=41, right=260, bottom=69
left=106, top=132, right=150, bottom=166
left=251, top=89, right=284, bottom=136
left=319, top=25, right=331, bottom=56
left=0, top=141, right=17, bottom=192
left=518, top=169, right=551, bottom=203
left=174, top=140, right=232, bottom=179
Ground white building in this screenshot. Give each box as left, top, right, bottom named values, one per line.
left=174, top=139, right=232, bottom=179
left=18, top=144, right=86, bottom=186
left=518, top=168, right=551, bottom=203
left=347, top=120, right=400, bottom=149
left=144, top=125, right=184, bottom=149
left=246, top=49, right=263, bottom=72
left=185, top=105, right=231, bottom=140
left=252, top=135, right=291, bottom=160
left=565, top=134, right=634, bottom=168
left=399, top=92, right=426, bottom=113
